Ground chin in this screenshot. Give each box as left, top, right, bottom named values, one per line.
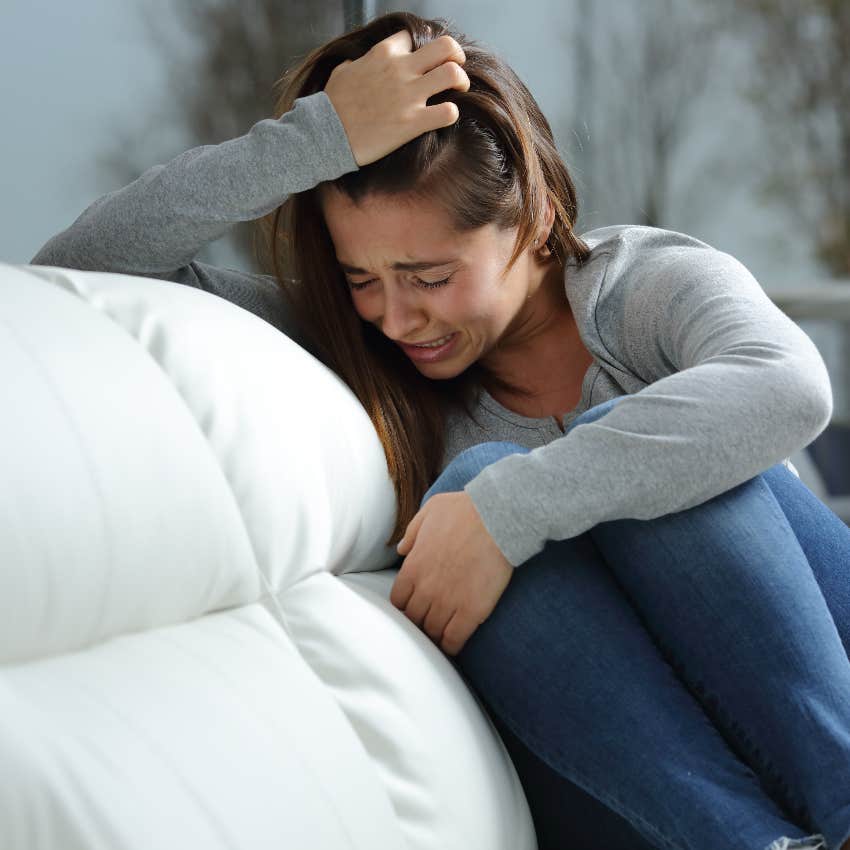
left=408, top=355, right=462, bottom=378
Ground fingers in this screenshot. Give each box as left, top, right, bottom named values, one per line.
left=390, top=572, right=415, bottom=610
left=417, top=60, right=470, bottom=100
left=371, top=29, right=466, bottom=72
left=406, top=33, right=466, bottom=75
left=420, top=101, right=460, bottom=133
left=410, top=37, right=468, bottom=134
left=372, top=28, right=414, bottom=56
left=326, top=29, right=468, bottom=166
left=368, top=29, right=469, bottom=110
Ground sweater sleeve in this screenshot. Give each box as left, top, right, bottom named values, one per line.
left=30, top=90, right=359, bottom=339
left=463, top=238, right=834, bottom=567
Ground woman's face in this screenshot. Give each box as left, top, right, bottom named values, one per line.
left=318, top=185, right=563, bottom=380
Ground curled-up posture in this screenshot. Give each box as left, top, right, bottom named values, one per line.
left=33, top=11, right=850, bottom=850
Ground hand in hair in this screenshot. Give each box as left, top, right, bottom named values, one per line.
left=323, top=29, right=470, bottom=167
left=391, top=491, right=514, bottom=657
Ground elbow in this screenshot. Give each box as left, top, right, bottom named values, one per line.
left=30, top=236, right=66, bottom=268
left=30, top=237, right=87, bottom=273
left=30, top=243, right=52, bottom=266
left=807, top=380, right=833, bottom=437
left=788, top=365, right=833, bottom=444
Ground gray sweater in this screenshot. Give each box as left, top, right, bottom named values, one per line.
left=31, top=90, right=834, bottom=567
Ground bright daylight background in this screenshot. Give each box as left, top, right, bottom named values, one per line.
left=2, top=0, right=848, bottom=516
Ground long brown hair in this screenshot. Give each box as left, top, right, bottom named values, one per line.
left=254, top=11, right=590, bottom=548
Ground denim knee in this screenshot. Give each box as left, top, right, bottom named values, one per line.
left=423, top=396, right=629, bottom=505
left=422, top=440, right=529, bottom=505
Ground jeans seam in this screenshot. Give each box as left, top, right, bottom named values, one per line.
left=583, top=465, right=823, bottom=836
left=618, top=478, right=819, bottom=834
left=764, top=836, right=827, bottom=850
left=480, top=688, right=689, bottom=850
left=615, top=587, right=798, bottom=821
left=690, top=675, right=815, bottom=831
left=441, top=397, right=843, bottom=849
left=606, top=557, right=815, bottom=834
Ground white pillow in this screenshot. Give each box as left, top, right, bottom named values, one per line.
left=0, top=262, right=400, bottom=664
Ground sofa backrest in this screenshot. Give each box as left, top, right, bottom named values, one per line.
left=0, top=263, right=536, bottom=850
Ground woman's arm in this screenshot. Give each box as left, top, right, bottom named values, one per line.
left=464, top=227, right=834, bottom=567
left=30, top=90, right=357, bottom=289
left=29, top=30, right=470, bottom=334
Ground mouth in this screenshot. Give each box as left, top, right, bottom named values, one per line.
left=397, top=332, right=459, bottom=362
left=402, top=333, right=455, bottom=347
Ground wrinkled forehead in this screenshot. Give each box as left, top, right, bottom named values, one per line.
left=317, top=183, right=449, bottom=225
left=317, top=185, right=466, bottom=257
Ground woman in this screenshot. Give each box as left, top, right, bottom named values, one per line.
left=32, top=10, right=850, bottom=850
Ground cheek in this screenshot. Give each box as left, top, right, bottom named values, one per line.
left=452, top=280, right=500, bottom=320
left=347, top=291, right=374, bottom=323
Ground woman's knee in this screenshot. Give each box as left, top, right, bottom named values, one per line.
left=425, top=396, right=629, bottom=504
left=422, top=440, right=530, bottom=505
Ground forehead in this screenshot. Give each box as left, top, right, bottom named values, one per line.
left=318, top=186, right=468, bottom=260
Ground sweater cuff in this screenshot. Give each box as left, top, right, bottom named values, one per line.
left=463, top=453, right=550, bottom=567
left=290, top=90, right=359, bottom=179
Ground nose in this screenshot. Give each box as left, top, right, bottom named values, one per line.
left=380, top=287, right=427, bottom=342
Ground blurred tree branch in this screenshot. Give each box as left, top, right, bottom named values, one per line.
left=719, top=0, right=850, bottom=278
left=95, top=0, right=366, bottom=271
left=565, top=0, right=724, bottom=230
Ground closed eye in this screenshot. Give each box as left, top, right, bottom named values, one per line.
left=347, top=274, right=453, bottom=291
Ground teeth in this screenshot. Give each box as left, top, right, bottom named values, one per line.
left=415, top=334, right=453, bottom=348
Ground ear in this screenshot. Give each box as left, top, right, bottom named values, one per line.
left=533, top=196, right=556, bottom=256
left=540, top=195, right=555, bottom=243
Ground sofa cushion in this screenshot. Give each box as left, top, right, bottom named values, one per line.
left=1, top=262, right=400, bottom=664
left=0, top=262, right=536, bottom=850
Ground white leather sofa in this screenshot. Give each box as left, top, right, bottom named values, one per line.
left=0, top=262, right=537, bottom=850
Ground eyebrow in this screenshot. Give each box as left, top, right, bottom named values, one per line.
left=338, top=258, right=459, bottom=274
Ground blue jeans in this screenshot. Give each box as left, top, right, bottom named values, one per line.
left=420, top=396, right=850, bottom=850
